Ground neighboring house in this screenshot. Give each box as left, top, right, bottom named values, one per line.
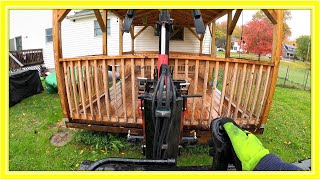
left=10, top=10, right=213, bottom=71
left=230, top=37, right=244, bottom=53
left=282, top=44, right=296, bottom=59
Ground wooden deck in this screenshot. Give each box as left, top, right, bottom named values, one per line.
left=79, top=71, right=221, bottom=128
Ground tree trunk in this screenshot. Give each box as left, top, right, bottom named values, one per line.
left=258, top=54, right=261, bottom=61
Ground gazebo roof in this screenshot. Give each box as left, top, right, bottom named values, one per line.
left=109, top=9, right=230, bottom=27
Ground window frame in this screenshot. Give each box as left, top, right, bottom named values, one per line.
left=45, top=28, right=53, bottom=43
left=94, top=19, right=111, bottom=37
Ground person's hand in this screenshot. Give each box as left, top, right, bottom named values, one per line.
left=222, top=120, right=269, bottom=170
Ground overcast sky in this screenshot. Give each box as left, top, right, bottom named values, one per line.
left=217, top=10, right=311, bottom=41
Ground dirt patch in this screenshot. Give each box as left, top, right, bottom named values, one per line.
left=50, top=131, right=73, bottom=146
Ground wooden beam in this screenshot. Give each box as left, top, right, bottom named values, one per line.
left=109, top=10, right=123, bottom=18
left=119, top=18, right=123, bottom=55
left=170, top=27, right=183, bottom=39
left=214, top=9, right=231, bottom=20
left=134, top=9, right=159, bottom=20
left=102, top=10, right=108, bottom=55
left=94, top=10, right=106, bottom=32
left=134, top=26, right=148, bottom=39
left=261, top=10, right=284, bottom=127
left=225, top=11, right=232, bottom=58
left=187, top=27, right=200, bottom=41
left=53, top=10, right=69, bottom=117
left=211, top=21, right=216, bottom=57
left=262, top=9, right=278, bottom=25
left=57, top=9, right=71, bottom=22
left=228, top=9, right=242, bottom=35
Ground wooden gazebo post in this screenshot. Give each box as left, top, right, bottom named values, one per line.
left=211, top=20, right=216, bottom=58
left=261, top=10, right=284, bottom=128
left=53, top=9, right=70, bottom=118
left=225, top=11, right=232, bottom=58
left=119, top=18, right=123, bottom=55
left=102, top=10, right=108, bottom=55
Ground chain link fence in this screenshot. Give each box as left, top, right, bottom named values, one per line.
left=277, top=60, right=311, bottom=91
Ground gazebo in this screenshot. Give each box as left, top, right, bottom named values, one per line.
left=53, top=9, right=283, bottom=143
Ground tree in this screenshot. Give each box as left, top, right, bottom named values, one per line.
left=215, top=21, right=242, bottom=48
left=295, top=35, right=311, bottom=61
left=253, top=10, right=292, bottom=41
left=242, top=18, right=273, bottom=60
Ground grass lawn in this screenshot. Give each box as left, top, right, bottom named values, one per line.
left=9, top=84, right=311, bottom=170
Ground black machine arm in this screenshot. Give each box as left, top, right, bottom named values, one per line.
left=122, top=10, right=135, bottom=33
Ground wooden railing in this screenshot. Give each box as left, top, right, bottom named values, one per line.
left=59, top=54, right=274, bottom=129
left=9, top=49, right=44, bottom=71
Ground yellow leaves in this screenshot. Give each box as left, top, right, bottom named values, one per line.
left=79, top=149, right=84, bottom=155
left=284, top=141, right=292, bottom=145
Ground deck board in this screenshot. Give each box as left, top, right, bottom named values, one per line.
left=81, top=73, right=221, bottom=128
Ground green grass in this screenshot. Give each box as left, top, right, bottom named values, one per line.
left=9, top=78, right=311, bottom=170
left=258, top=86, right=311, bottom=162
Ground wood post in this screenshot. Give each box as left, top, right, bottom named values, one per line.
left=53, top=10, right=70, bottom=117
left=211, top=21, right=216, bottom=57
left=102, top=10, right=108, bottom=55
left=119, top=18, right=123, bottom=55
left=228, top=10, right=242, bottom=35
left=261, top=10, right=284, bottom=127
left=225, top=11, right=232, bottom=58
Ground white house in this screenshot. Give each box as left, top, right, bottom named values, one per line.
left=230, top=37, right=244, bottom=53
left=10, top=10, right=213, bottom=71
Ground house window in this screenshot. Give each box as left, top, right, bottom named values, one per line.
left=94, top=19, right=111, bottom=37
left=233, top=47, right=237, bottom=50
left=45, top=28, right=52, bottom=43
left=170, top=28, right=184, bottom=40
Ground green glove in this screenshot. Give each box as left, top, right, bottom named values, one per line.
left=223, top=122, right=269, bottom=170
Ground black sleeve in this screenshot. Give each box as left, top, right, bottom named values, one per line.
left=254, top=154, right=303, bottom=171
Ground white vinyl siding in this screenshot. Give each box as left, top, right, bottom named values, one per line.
left=10, top=10, right=212, bottom=69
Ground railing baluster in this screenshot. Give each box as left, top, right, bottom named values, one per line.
left=219, top=62, right=229, bottom=116
left=209, top=61, right=219, bottom=119
left=131, top=58, right=136, bottom=122
left=94, top=60, right=102, bottom=120
left=112, top=59, right=119, bottom=121
left=256, top=66, right=271, bottom=125
left=174, top=59, right=178, bottom=79
left=70, top=61, right=80, bottom=118
left=227, top=63, right=238, bottom=117
left=200, top=60, right=209, bottom=121
left=185, top=59, right=189, bottom=81
left=85, top=60, right=94, bottom=117
left=241, top=64, right=256, bottom=119
left=141, top=58, right=145, bottom=77
left=234, top=64, right=247, bottom=119
left=249, top=65, right=264, bottom=122
left=102, top=59, right=111, bottom=121
left=121, top=58, right=127, bottom=120
left=78, top=61, right=87, bottom=119
left=63, top=61, right=73, bottom=117
left=191, top=60, right=199, bottom=123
